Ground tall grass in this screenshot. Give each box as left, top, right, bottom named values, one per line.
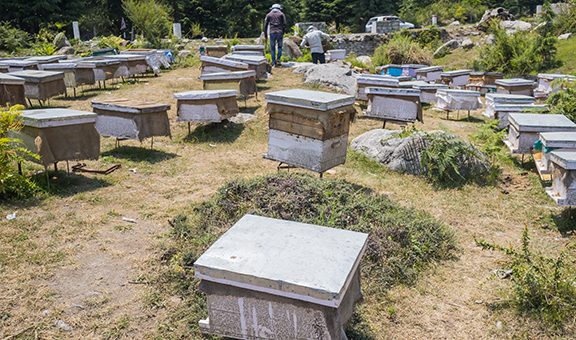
left=372, top=34, right=432, bottom=66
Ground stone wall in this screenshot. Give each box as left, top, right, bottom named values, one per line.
left=329, top=34, right=390, bottom=56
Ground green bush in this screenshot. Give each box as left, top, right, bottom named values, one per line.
left=553, top=0, right=576, bottom=35
left=372, top=34, right=432, bottom=66
left=477, top=228, right=576, bottom=333
left=345, top=52, right=369, bottom=69
left=400, top=0, right=487, bottom=26
left=0, top=22, right=30, bottom=52
left=97, top=35, right=125, bottom=50
left=400, top=26, right=444, bottom=50
left=471, top=120, right=509, bottom=162
left=0, top=106, right=40, bottom=200
left=547, top=82, right=576, bottom=122
left=32, top=42, right=57, bottom=56
left=122, top=0, right=172, bottom=48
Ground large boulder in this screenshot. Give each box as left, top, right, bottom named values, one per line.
left=433, top=39, right=459, bottom=58
left=477, top=7, right=514, bottom=31
left=461, top=37, right=475, bottom=49
left=350, top=129, right=490, bottom=177
left=56, top=46, right=75, bottom=55
left=53, top=32, right=71, bottom=49
left=283, top=38, right=303, bottom=59
left=303, top=62, right=356, bottom=95
left=292, top=62, right=315, bottom=74
left=500, top=20, right=532, bottom=34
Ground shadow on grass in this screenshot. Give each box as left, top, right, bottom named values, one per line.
left=511, top=155, right=538, bottom=172
left=240, top=106, right=260, bottom=115
left=551, top=208, right=576, bottom=237
left=184, top=120, right=245, bottom=144
left=101, top=146, right=178, bottom=164
left=58, top=91, right=101, bottom=101
left=454, top=115, right=485, bottom=123
left=32, top=171, right=112, bottom=198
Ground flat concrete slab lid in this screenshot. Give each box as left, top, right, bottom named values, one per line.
left=194, top=214, right=369, bottom=308
left=412, top=82, right=448, bottom=90
left=416, top=66, right=443, bottom=73
left=398, top=80, right=430, bottom=88
left=0, top=73, right=26, bottom=85
left=265, top=89, right=355, bottom=111
left=105, top=54, right=147, bottom=61
left=549, top=151, right=576, bottom=170
left=0, top=59, right=38, bottom=67
left=26, top=55, right=67, bottom=62
left=382, top=64, right=402, bottom=68
left=9, top=70, right=64, bottom=82
left=225, top=54, right=267, bottom=65
left=495, top=78, right=535, bottom=87
left=493, top=104, right=548, bottom=112
left=538, top=73, right=576, bottom=81
left=232, top=45, right=265, bottom=51
left=441, top=69, right=471, bottom=77
left=401, top=64, right=428, bottom=69
left=174, top=89, right=238, bottom=100
left=41, top=62, right=77, bottom=70
left=357, top=75, right=399, bottom=86
left=486, top=93, right=535, bottom=101
left=22, top=109, right=97, bottom=128
left=541, top=132, right=576, bottom=149
left=78, top=59, right=121, bottom=67
left=201, top=56, right=249, bottom=69
left=199, top=70, right=256, bottom=80
left=509, top=113, right=576, bottom=132
left=92, top=99, right=171, bottom=113
left=438, top=89, right=481, bottom=96
left=206, top=45, right=228, bottom=49
left=120, top=49, right=157, bottom=55
left=366, top=87, right=421, bottom=96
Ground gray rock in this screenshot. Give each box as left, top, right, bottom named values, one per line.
left=56, top=46, right=75, bottom=55
left=485, top=34, right=495, bottom=45
left=356, top=55, right=372, bottom=67
left=477, top=7, right=514, bottom=31
left=559, top=33, right=572, bottom=40
left=283, top=38, right=303, bottom=59
left=303, top=62, right=356, bottom=95
left=54, top=320, right=73, bottom=332
left=292, top=62, right=315, bottom=74
left=448, top=21, right=461, bottom=26
left=230, top=113, right=257, bottom=124
left=433, top=39, right=460, bottom=58
left=461, top=37, right=475, bottom=49
left=500, top=20, right=532, bottom=34
left=53, top=32, right=71, bottom=49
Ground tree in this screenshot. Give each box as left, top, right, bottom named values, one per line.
left=122, top=0, right=172, bottom=47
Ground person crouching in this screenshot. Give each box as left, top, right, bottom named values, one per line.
left=300, top=26, right=330, bottom=64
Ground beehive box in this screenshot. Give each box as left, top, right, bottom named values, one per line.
left=61, top=59, right=96, bottom=86
left=327, top=49, right=347, bottom=61
left=505, top=114, right=576, bottom=154
left=536, top=132, right=576, bottom=174
left=410, top=82, right=449, bottom=104
left=490, top=103, right=548, bottom=129
left=440, top=70, right=471, bottom=87
left=365, top=87, right=422, bottom=124
left=225, top=54, right=268, bottom=79
left=0, top=73, right=26, bottom=106
left=105, top=54, right=149, bottom=76
left=0, top=64, right=9, bottom=73
left=26, top=55, right=67, bottom=65
left=415, top=66, right=443, bottom=82
left=205, top=45, right=229, bottom=58
left=356, top=75, right=399, bottom=101
left=535, top=73, right=576, bottom=98
left=200, top=56, right=249, bottom=75
left=231, top=45, right=265, bottom=56
left=0, top=59, right=39, bottom=72
left=195, top=214, right=369, bottom=340
left=174, top=90, right=239, bottom=123
left=18, top=109, right=100, bottom=166
left=40, top=63, right=78, bottom=89
left=265, top=89, right=356, bottom=173
left=496, top=78, right=535, bottom=96
left=469, top=71, right=503, bottom=86
left=381, top=64, right=403, bottom=77
left=120, top=49, right=166, bottom=75
left=200, top=70, right=257, bottom=98
left=436, top=89, right=481, bottom=111
left=9, top=70, right=66, bottom=101
left=465, top=83, right=497, bottom=95
left=484, top=93, right=535, bottom=119
left=92, top=99, right=171, bottom=142
left=401, top=64, right=428, bottom=78
left=546, top=151, right=576, bottom=206
left=77, top=59, right=121, bottom=81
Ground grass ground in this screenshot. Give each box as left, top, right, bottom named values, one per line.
left=0, top=64, right=575, bottom=339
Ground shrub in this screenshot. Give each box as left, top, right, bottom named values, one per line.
left=0, top=22, right=30, bottom=52
left=400, top=26, right=444, bottom=50
left=122, top=0, right=172, bottom=48
left=477, top=227, right=576, bottom=333
left=470, top=120, right=509, bottom=163
left=372, top=34, right=432, bottom=66
left=0, top=106, right=39, bottom=200
left=97, top=35, right=125, bottom=50
left=345, top=52, right=369, bottom=69
left=553, top=0, right=576, bottom=35
left=32, top=42, right=57, bottom=56
left=400, top=0, right=487, bottom=26
left=547, top=82, right=576, bottom=122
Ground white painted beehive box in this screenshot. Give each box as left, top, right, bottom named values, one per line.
left=496, top=78, right=535, bottom=96
left=265, top=89, right=356, bottom=173
left=546, top=151, right=576, bottom=206
left=39, top=63, right=78, bottom=88
left=415, top=66, right=443, bottom=82
left=484, top=93, right=535, bottom=119
left=536, top=132, right=576, bottom=174
left=326, top=49, right=347, bottom=61
left=435, top=89, right=481, bottom=111
left=365, top=87, right=422, bottom=124
left=410, top=82, right=448, bottom=104
left=440, top=70, right=471, bottom=87
left=505, top=114, right=576, bottom=154
left=194, top=214, right=369, bottom=340
left=231, top=45, right=266, bottom=56
left=200, top=56, right=249, bottom=75
left=174, top=90, right=239, bottom=123
left=355, top=74, right=399, bottom=101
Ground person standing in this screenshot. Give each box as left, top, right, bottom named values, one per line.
left=300, top=26, right=330, bottom=64
left=264, top=4, right=287, bottom=67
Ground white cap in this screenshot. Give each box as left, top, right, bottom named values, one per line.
left=271, top=3, right=282, bottom=10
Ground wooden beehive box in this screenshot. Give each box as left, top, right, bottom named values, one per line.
left=0, top=59, right=39, bottom=72
left=105, top=54, right=149, bottom=76
left=225, top=54, right=268, bottom=79
left=10, top=70, right=66, bottom=101
left=63, top=59, right=96, bottom=86
left=536, top=132, right=576, bottom=174
left=0, top=73, right=26, bottom=106
left=415, top=66, right=443, bottom=83
left=174, top=90, right=239, bottom=123
left=195, top=214, right=369, bottom=340
left=496, top=78, right=535, bottom=96
left=18, top=109, right=100, bottom=166
left=200, top=56, right=249, bottom=75
left=200, top=70, right=257, bottom=98
left=265, top=89, right=356, bottom=173
left=231, top=44, right=266, bottom=56
left=365, top=87, right=422, bottom=125
left=435, top=89, right=481, bottom=111
left=505, top=114, right=576, bottom=154
left=356, top=74, right=399, bottom=101
left=205, top=46, right=229, bottom=58
left=440, top=70, right=471, bottom=88
left=92, top=99, right=171, bottom=142
left=546, top=151, right=576, bottom=206
left=401, top=64, right=428, bottom=78
left=490, top=103, right=548, bottom=129
left=40, top=63, right=78, bottom=89
left=78, top=59, right=121, bottom=81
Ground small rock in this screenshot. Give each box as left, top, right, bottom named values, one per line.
left=559, top=33, right=572, bottom=40
left=475, top=300, right=483, bottom=304
left=122, top=217, right=137, bottom=224
left=129, top=168, right=137, bottom=173
left=500, top=20, right=532, bottom=34
left=230, top=113, right=257, bottom=124
left=53, top=32, right=71, bottom=49
left=56, top=46, right=75, bottom=55
left=461, top=37, right=475, bottom=49
left=55, top=320, right=73, bottom=332
left=6, top=212, right=16, bottom=220
left=496, top=320, right=503, bottom=329
left=201, top=37, right=209, bottom=42
left=356, top=55, right=372, bottom=67
left=448, top=21, right=461, bottom=26
left=433, top=39, right=460, bottom=58
left=41, top=309, right=50, bottom=317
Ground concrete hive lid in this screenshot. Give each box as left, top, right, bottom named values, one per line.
left=27, top=55, right=67, bottom=63
left=401, top=64, right=428, bottom=68
left=21, top=109, right=96, bottom=128
left=327, top=49, right=347, bottom=53
left=105, top=54, right=147, bottom=61
left=398, top=80, right=430, bottom=88
left=77, top=59, right=121, bottom=67
left=9, top=70, right=64, bottom=83
left=232, top=44, right=265, bottom=51
left=441, top=69, right=472, bottom=76
left=199, top=70, right=256, bottom=80
left=486, top=93, right=535, bottom=102
left=538, top=73, right=576, bottom=81
left=382, top=64, right=402, bottom=68
left=265, top=89, right=355, bottom=111
left=438, top=89, right=481, bottom=96
left=201, top=56, right=249, bottom=69
left=0, top=59, right=38, bottom=67
left=0, top=73, right=26, bottom=85
left=194, top=214, right=369, bottom=308
left=540, top=132, right=576, bottom=148
left=225, top=54, right=267, bottom=65
left=365, top=87, right=421, bottom=97
left=416, top=66, right=443, bottom=73
left=495, top=78, right=535, bottom=87
left=120, top=49, right=157, bottom=55
left=508, top=113, right=576, bottom=132
left=549, top=151, right=576, bottom=170
left=412, top=82, right=448, bottom=90
left=356, top=75, right=399, bottom=86
left=40, top=62, right=77, bottom=70
left=493, top=104, right=548, bottom=113
left=91, top=98, right=171, bottom=113
left=174, top=89, right=238, bottom=100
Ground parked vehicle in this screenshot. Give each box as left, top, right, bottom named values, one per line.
left=365, top=16, right=415, bottom=33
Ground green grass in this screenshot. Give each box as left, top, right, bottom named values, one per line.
left=552, top=37, right=576, bottom=74
left=434, top=47, right=480, bottom=70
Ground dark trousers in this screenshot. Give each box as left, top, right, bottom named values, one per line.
left=312, top=52, right=326, bottom=64
left=269, top=32, right=283, bottom=65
